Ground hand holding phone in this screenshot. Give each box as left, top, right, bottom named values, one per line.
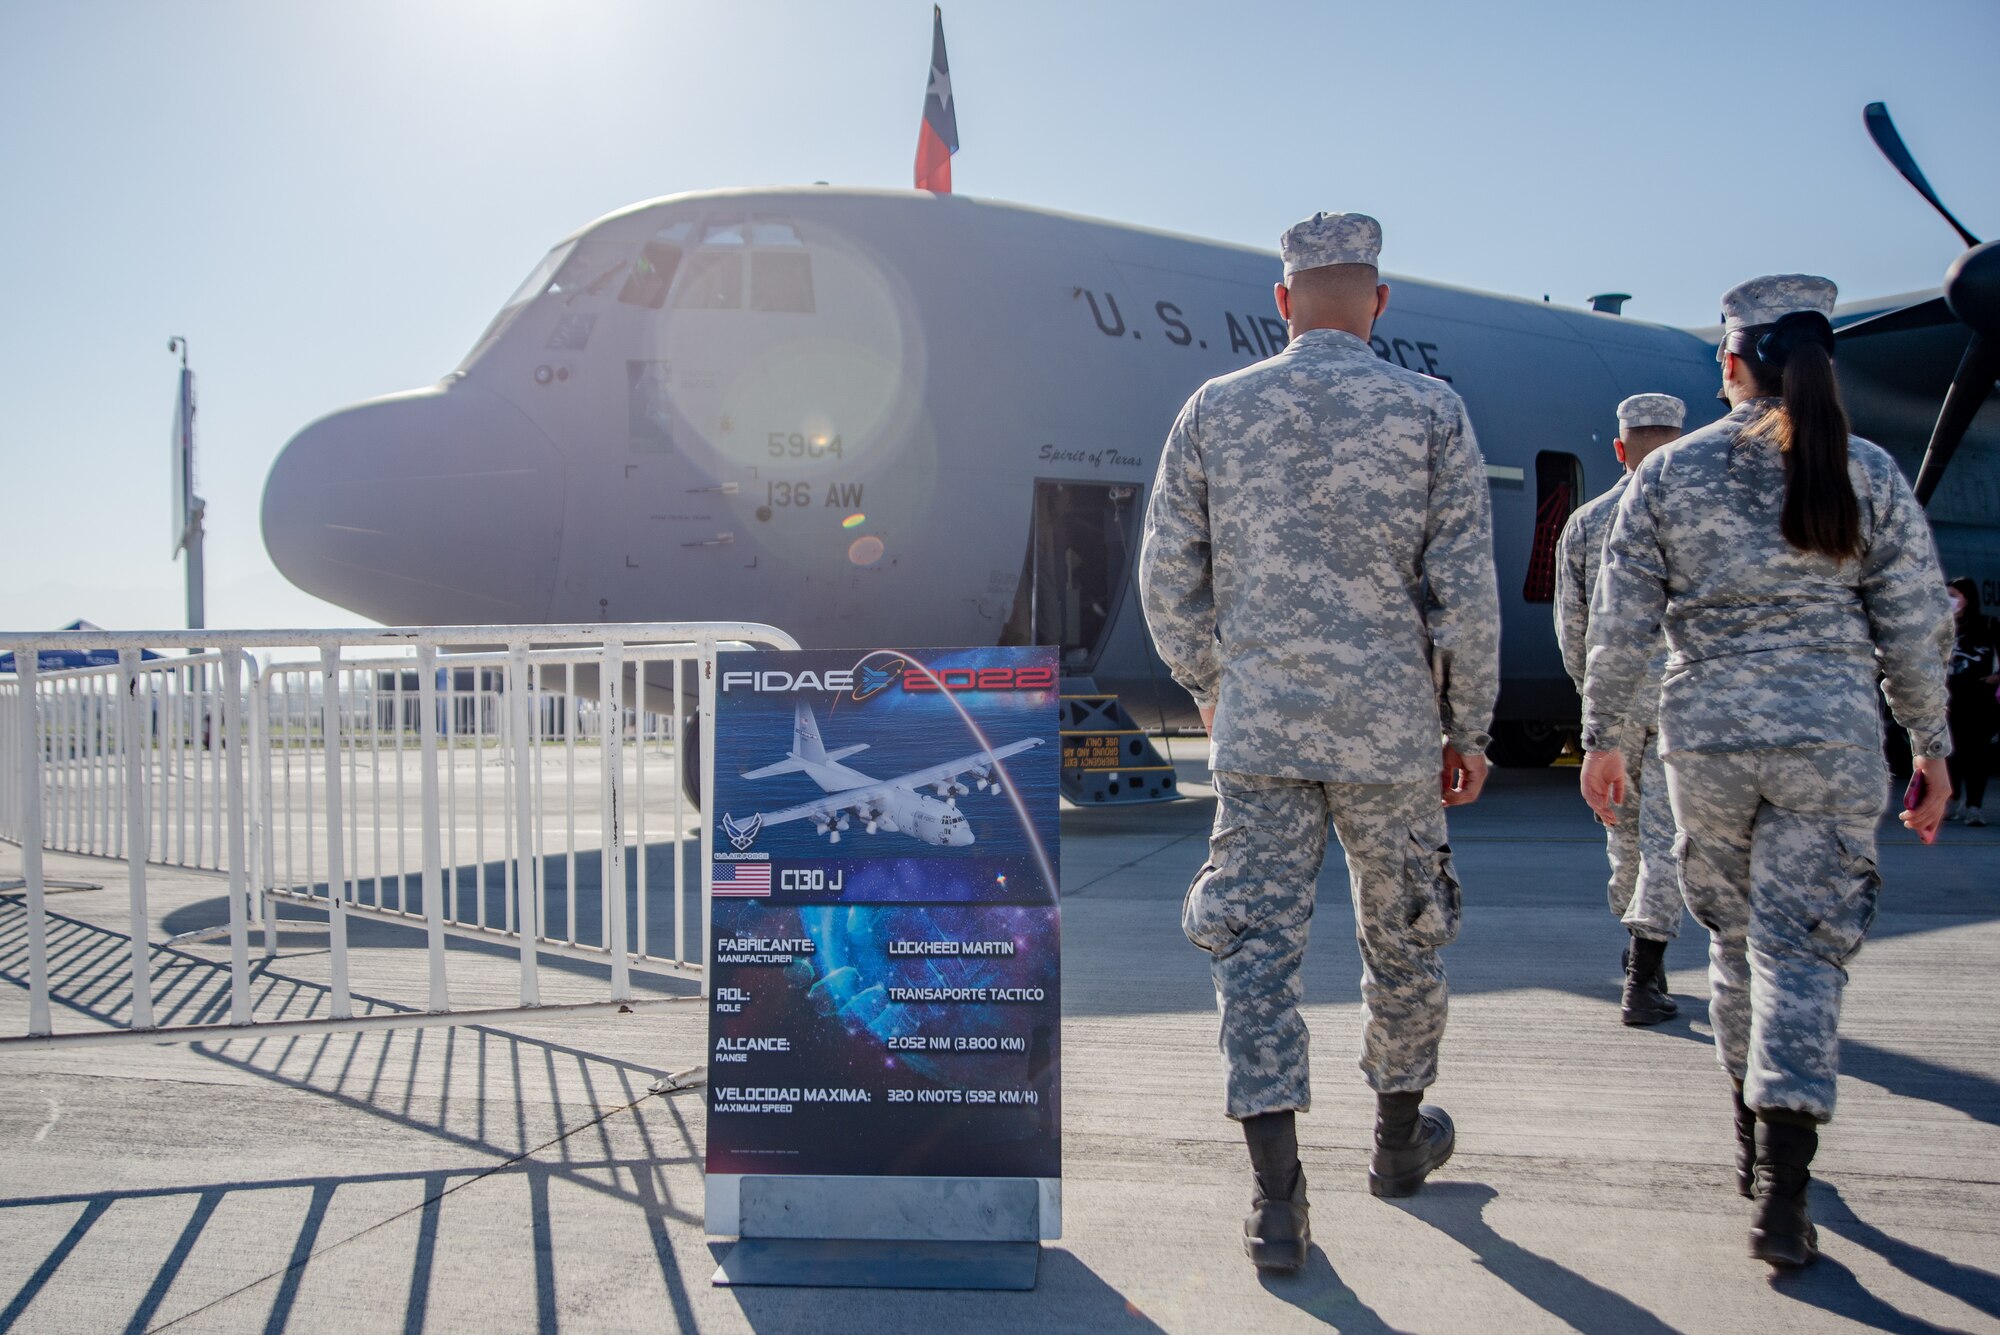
left=1904, top=772, right=1934, bottom=844
left=1902, top=763, right=1947, bottom=845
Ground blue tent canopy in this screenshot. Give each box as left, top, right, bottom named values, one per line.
left=0, top=621, right=166, bottom=674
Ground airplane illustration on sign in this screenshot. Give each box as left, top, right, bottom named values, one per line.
left=725, top=703, right=1042, bottom=847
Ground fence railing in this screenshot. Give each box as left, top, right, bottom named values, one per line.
left=0, top=650, right=248, bottom=871
left=0, top=622, right=797, bottom=1048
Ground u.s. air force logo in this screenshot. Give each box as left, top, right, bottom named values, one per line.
left=721, top=812, right=763, bottom=852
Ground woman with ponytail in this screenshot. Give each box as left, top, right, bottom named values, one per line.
left=1577, top=275, right=1953, bottom=1270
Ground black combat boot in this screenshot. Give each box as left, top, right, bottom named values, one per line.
left=1620, top=935, right=1677, bottom=1026
left=1369, top=1092, right=1454, bottom=1198
left=1242, top=1111, right=1309, bottom=1272
left=1730, top=1082, right=1756, bottom=1199
left=1748, top=1112, right=1820, bottom=1268
left=1620, top=939, right=1674, bottom=999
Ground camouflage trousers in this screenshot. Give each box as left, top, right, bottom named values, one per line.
left=1663, top=745, right=1887, bottom=1122
left=1605, top=728, right=1684, bottom=941
left=1183, top=770, right=1459, bottom=1119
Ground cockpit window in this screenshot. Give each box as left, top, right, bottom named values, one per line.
left=462, top=239, right=578, bottom=364
left=674, top=251, right=743, bottom=309
left=547, top=234, right=631, bottom=302
left=502, top=240, right=577, bottom=310
left=618, top=222, right=692, bottom=310
left=749, top=220, right=803, bottom=246
left=752, top=252, right=815, bottom=313
left=667, top=215, right=815, bottom=313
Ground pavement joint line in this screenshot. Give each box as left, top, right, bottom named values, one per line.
left=139, top=1087, right=674, bottom=1334
left=1061, top=828, right=1209, bottom=896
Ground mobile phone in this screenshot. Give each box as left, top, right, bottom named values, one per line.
left=1905, top=771, right=1937, bottom=845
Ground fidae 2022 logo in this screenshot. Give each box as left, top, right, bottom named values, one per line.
left=719, top=655, right=1056, bottom=701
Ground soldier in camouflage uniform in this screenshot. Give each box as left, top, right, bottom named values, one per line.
left=1554, top=392, right=1687, bottom=1025
left=1140, top=211, right=1501, bottom=1272
left=1581, top=274, right=1952, bottom=1269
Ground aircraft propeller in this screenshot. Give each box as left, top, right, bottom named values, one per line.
left=1861, top=101, right=2000, bottom=505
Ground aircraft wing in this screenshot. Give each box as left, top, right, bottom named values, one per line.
left=751, top=738, right=1044, bottom=827
left=879, top=737, right=1045, bottom=795
left=756, top=783, right=898, bottom=828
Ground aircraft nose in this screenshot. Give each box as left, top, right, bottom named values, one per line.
left=263, top=383, right=564, bottom=625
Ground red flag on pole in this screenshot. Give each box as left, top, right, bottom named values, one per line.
left=915, top=6, right=958, bottom=193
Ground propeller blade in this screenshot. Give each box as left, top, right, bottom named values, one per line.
left=1912, top=332, right=2000, bottom=506
left=1865, top=103, right=1981, bottom=250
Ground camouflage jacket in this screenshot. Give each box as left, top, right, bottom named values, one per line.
left=1139, top=327, right=1501, bottom=783
left=1555, top=473, right=1660, bottom=735
left=1583, top=397, right=1952, bottom=758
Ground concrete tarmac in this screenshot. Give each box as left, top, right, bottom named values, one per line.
left=2, top=747, right=1997, bottom=1333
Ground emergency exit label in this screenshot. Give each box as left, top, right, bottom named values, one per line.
left=1062, top=735, right=1125, bottom=771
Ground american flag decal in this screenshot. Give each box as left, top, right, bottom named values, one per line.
left=713, top=862, right=773, bottom=897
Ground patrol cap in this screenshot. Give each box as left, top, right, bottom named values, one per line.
left=1280, top=212, right=1382, bottom=279
left=1616, top=393, right=1686, bottom=432
left=1720, top=274, right=1837, bottom=331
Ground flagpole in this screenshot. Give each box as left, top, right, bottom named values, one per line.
left=185, top=501, right=205, bottom=632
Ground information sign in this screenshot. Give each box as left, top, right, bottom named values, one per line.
left=704, top=646, right=1062, bottom=1239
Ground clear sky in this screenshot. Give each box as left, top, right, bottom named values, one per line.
left=2, top=0, right=1995, bottom=632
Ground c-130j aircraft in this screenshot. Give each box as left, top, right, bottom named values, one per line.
left=262, top=104, right=2000, bottom=771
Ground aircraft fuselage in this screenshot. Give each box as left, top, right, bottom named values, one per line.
left=263, top=188, right=2000, bottom=743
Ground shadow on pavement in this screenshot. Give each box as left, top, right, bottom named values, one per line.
left=1391, top=1182, right=1680, bottom=1335
left=1841, top=1039, right=2000, bottom=1129
left=1765, top=1252, right=1969, bottom=1335
left=1257, top=1246, right=1413, bottom=1333
left=0, top=1155, right=698, bottom=1335
left=1815, top=1182, right=2000, bottom=1323
left=0, top=901, right=708, bottom=1333
left=1055, top=765, right=2000, bottom=1022
left=159, top=838, right=709, bottom=970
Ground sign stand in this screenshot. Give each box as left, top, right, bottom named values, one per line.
left=710, top=1176, right=1048, bottom=1289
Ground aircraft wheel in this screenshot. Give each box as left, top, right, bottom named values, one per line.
left=679, top=712, right=702, bottom=810
left=1485, top=720, right=1569, bottom=768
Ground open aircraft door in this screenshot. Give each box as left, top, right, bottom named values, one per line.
left=1004, top=478, right=1178, bottom=804
left=1001, top=479, right=1144, bottom=672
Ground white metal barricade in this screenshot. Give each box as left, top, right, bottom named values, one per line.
left=0, top=651, right=246, bottom=873
left=0, top=623, right=796, bottom=1049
